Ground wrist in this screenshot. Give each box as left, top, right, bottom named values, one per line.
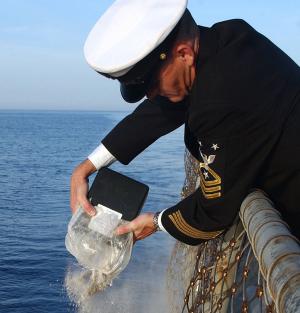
left=73, top=159, right=97, bottom=178
left=153, top=211, right=162, bottom=231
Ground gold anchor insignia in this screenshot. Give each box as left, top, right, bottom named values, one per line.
left=198, top=151, right=222, bottom=199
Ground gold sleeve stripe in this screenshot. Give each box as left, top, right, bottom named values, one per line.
left=203, top=192, right=221, bottom=199
left=199, top=164, right=221, bottom=186
left=168, top=211, right=224, bottom=240
left=200, top=179, right=221, bottom=193
left=198, top=163, right=222, bottom=199
left=200, top=179, right=221, bottom=199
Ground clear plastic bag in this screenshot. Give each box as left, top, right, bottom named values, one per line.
left=65, top=207, right=133, bottom=293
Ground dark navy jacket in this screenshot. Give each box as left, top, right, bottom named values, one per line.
left=102, top=20, right=300, bottom=245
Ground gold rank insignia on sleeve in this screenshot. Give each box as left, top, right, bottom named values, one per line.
left=168, top=211, right=224, bottom=239
left=197, top=142, right=222, bottom=199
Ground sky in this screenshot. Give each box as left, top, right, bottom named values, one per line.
left=0, top=0, right=299, bottom=111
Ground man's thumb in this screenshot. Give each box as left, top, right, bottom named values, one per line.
left=115, top=223, right=133, bottom=236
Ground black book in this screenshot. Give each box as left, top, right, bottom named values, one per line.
left=88, top=167, right=149, bottom=221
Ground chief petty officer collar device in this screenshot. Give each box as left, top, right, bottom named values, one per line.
left=84, top=0, right=190, bottom=103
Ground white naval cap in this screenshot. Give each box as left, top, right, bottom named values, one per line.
left=84, top=0, right=188, bottom=102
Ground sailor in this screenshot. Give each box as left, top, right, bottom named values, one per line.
left=70, top=0, right=300, bottom=245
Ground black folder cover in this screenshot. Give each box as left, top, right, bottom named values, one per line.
left=88, top=167, right=149, bottom=221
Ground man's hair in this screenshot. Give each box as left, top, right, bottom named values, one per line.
left=173, top=10, right=199, bottom=48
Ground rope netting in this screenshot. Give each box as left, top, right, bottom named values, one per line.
left=166, top=150, right=300, bottom=313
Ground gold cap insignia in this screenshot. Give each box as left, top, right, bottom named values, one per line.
left=160, top=53, right=167, bottom=60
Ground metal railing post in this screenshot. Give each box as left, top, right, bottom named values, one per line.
left=240, top=190, right=300, bottom=313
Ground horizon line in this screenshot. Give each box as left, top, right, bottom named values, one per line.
left=0, top=108, right=132, bottom=113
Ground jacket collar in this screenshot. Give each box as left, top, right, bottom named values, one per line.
left=196, top=25, right=219, bottom=68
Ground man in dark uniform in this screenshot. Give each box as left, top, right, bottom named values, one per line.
left=70, top=0, right=300, bottom=245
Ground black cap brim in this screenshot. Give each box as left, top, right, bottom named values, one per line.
left=120, top=82, right=147, bottom=103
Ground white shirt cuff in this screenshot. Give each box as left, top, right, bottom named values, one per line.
left=158, top=209, right=167, bottom=232
left=88, top=143, right=117, bottom=170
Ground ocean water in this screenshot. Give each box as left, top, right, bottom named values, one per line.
left=0, top=111, right=185, bottom=313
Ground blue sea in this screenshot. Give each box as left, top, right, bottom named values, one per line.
left=0, top=111, right=185, bottom=313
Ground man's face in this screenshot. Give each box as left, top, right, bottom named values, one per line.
left=146, top=44, right=196, bottom=103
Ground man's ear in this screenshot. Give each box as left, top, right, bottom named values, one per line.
left=175, top=44, right=195, bottom=66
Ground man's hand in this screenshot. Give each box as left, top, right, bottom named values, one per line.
left=115, top=213, right=156, bottom=242
left=70, top=159, right=97, bottom=216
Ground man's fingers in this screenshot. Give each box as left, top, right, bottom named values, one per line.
left=70, top=177, right=81, bottom=213
left=70, top=191, right=78, bottom=213
left=70, top=187, right=95, bottom=216
left=70, top=166, right=96, bottom=216
left=80, top=197, right=96, bottom=216
left=135, top=229, right=156, bottom=241
left=115, top=223, right=134, bottom=236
